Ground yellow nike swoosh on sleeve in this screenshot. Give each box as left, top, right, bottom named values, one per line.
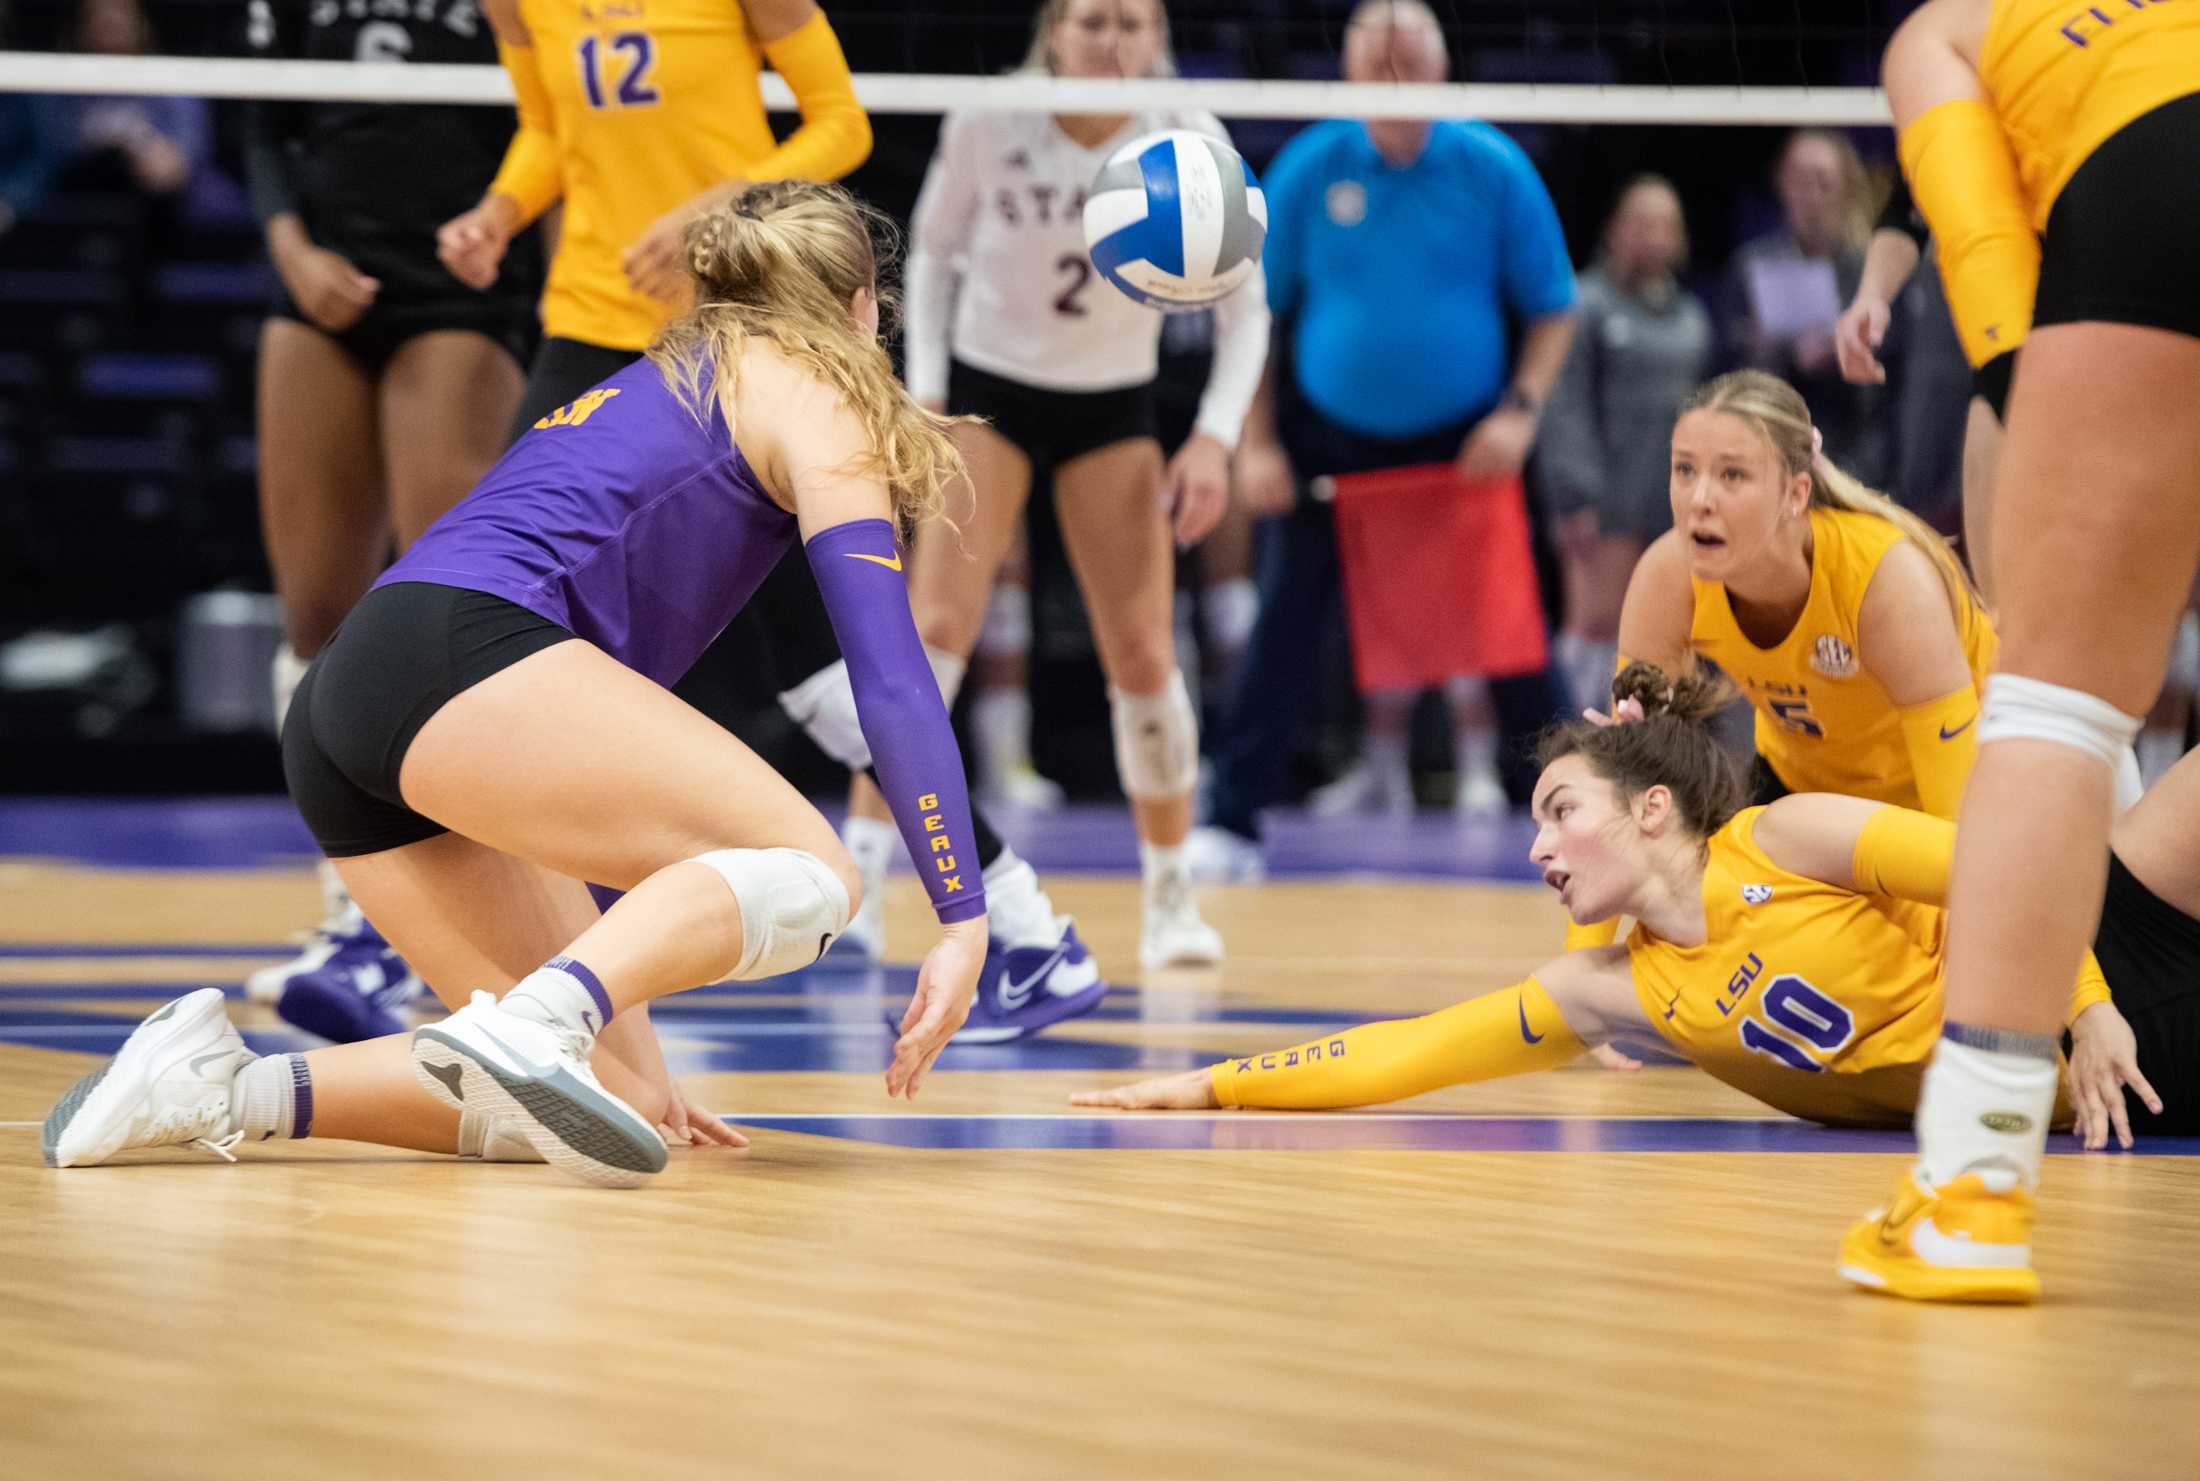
left=843, top=552, right=903, bottom=571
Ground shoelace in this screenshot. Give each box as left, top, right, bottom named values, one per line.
left=465, top=991, right=591, bottom=1067
left=145, top=1101, right=244, bottom=1163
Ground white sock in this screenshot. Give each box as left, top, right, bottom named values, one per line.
left=1140, top=840, right=1188, bottom=899
left=1453, top=723, right=1499, bottom=787
left=1363, top=729, right=1409, bottom=790
left=315, top=858, right=353, bottom=923
left=1915, top=1031, right=2059, bottom=1191
left=231, top=1052, right=312, bottom=1141
left=500, top=957, right=613, bottom=1042
left=971, top=688, right=1034, bottom=784
left=841, top=813, right=897, bottom=887
left=983, top=846, right=1056, bottom=945
left=458, top=1108, right=546, bottom=1161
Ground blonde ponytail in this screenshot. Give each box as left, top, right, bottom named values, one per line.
left=647, top=181, right=966, bottom=530
left=1679, top=369, right=1985, bottom=626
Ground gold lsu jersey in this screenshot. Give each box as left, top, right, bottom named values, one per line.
left=1689, top=507, right=1996, bottom=811
left=493, top=0, right=868, bottom=351
left=1630, top=808, right=1951, bottom=1128
left=1982, top=0, right=2200, bottom=230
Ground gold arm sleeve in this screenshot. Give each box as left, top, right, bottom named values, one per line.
left=487, top=41, right=563, bottom=226
left=750, top=12, right=873, bottom=184
left=1897, top=684, right=1981, bottom=820
left=1208, top=979, right=1586, bottom=1109
left=2067, top=950, right=2113, bottom=1026
left=1897, top=98, right=2039, bottom=369
left=1850, top=804, right=1956, bottom=908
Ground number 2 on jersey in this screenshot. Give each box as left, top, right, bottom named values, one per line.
left=1053, top=254, right=1092, bottom=317
left=578, top=32, right=660, bottom=110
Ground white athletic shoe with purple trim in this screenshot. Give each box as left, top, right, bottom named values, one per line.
left=43, top=988, right=251, bottom=1168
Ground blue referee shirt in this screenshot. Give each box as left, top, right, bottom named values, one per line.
left=1262, top=119, right=1576, bottom=440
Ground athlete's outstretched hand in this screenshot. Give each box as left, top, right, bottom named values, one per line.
left=888, top=917, right=986, bottom=1099
left=2066, top=1000, right=2163, bottom=1150
left=1834, top=294, right=1893, bottom=385
left=1070, top=1069, right=1219, bottom=1110
left=438, top=195, right=518, bottom=291
left=659, top=1080, right=749, bottom=1149
left=1164, top=431, right=1231, bottom=545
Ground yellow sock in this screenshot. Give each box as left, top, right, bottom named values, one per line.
left=1210, top=979, right=1585, bottom=1109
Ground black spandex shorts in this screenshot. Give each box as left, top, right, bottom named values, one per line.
left=2088, top=850, right=2200, bottom=1136
left=510, top=336, right=645, bottom=444
left=270, top=290, right=534, bottom=377
left=281, top=582, right=573, bottom=857
left=947, top=359, right=1159, bottom=475
left=2033, top=89, right=2200, bottom=343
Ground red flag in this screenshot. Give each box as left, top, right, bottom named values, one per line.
left=1329, top=465, right=1549, bottom=693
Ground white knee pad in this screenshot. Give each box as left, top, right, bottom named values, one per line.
left=777, top=646, right=968, bottom=772
left=687, top=847, right=852, bottom=980
left=271, top=642, right=309, bottom=739
left=1111, top=670, right=1199, bottom=800
left=975, top=585, right=1032, bottom=659
left=1976, top=674, right=2144, bottom=771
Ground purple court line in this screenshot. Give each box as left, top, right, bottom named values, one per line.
left=0, top=797, right=1547, bottom=883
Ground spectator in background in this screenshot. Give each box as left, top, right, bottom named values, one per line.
left=53, top=0, right=215, bottom=204
left=1187, top=0, right=1576, bottom=880
left=1536, top=174, right=1712, bottom=713
left=1723, top=129, right=1888, bottom=486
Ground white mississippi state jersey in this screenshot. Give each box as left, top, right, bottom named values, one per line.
left=901, top=104, right=1268, bottom=444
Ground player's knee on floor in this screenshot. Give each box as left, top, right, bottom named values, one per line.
left=1111, top=670, right=1199, bottom=800
left=1979, top=674, right=2145, bottom=772
left=776, top=646, right=969, bottom=772
left=685, top=847, right=854, bottom=979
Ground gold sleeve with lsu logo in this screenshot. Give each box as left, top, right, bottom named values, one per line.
left=1687, top=508, right=1993, bottom=817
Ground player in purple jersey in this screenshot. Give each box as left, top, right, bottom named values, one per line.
left=43, top=184, right=987, bottom=1188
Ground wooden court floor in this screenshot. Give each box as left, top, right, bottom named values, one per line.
left=3, top=857, right=2197, bottom=1480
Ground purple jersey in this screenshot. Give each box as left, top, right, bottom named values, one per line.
left=377, top=359, right=793, bottom=689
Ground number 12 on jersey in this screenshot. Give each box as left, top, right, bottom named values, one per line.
left=578, top=32, right=660, bottom=110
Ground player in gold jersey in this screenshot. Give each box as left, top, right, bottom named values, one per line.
left=1075, top=662, right=2200, bottom=1301
left=437, top=0, right=869, bottom=400
left=1843, top=0, right=2200, bottom=1301
left=1561, top=369, right=1993, bottom=968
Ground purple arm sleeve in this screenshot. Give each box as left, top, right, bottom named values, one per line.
left=803, top=518, right=986, bottom=924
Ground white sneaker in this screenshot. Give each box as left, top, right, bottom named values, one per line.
left=1455, top=767, right=1510, bottom=818
left=1310, top=761, right=1413, bottom=817
left=1183, top=825, right=1265, bottom=885
left=412, top=993, right=667, bottom=1188
left=43, top=988, right=251, bottom=1168
left=986, top=765, right=1067, bottom=812
left=1140, top=877, right=1225, bottom=970
left=836, top=881, right=886, bottom=960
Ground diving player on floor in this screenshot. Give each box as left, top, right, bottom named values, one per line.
left=44, top=185, right=985, bottom=1187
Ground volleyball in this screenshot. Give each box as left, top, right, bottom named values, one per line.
left=1081, top=128, right=1266, bottom=312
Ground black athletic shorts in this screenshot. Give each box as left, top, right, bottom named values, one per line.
left=2033, top=89, right=2200, bottom=343
left=2089, top=850, right=2200, bottom=1135
left=270, top=289, right=534, bottom=377
left=947, top=359, right=1159, bottom=475
left=282, top=582, right=573, bottom=857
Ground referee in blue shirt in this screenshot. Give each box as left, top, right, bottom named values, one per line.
left=1189, top=0, right=1579, bottom=880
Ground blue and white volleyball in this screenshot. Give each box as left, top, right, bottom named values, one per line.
left=1082, top=129, right=1266, bottom=312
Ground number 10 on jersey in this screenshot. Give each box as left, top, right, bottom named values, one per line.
left=578, top=32, right=660, bottom=110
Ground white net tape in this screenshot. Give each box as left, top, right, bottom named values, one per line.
left=0, top=51, right=1889, bottom=126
